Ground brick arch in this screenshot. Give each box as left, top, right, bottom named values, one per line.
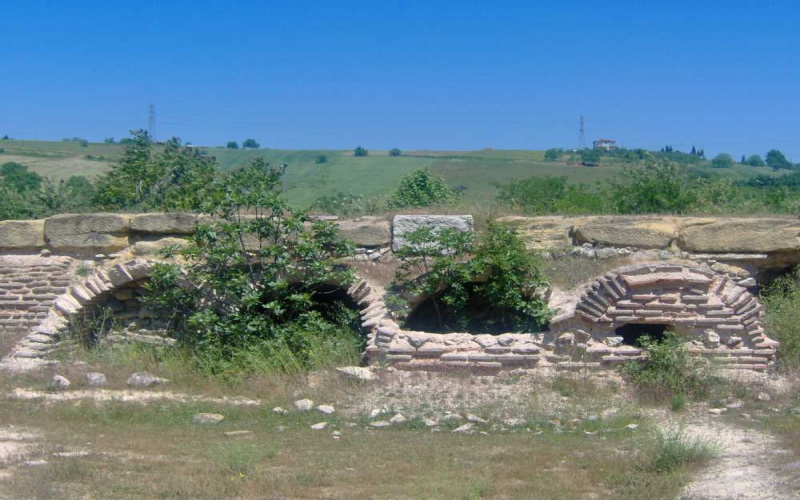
left=7, top=258, right=387, bottom=363
left=563, top=263, right=778, bottom=370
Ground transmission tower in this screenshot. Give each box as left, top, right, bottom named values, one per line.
left=578, top=114, right=585, bottom=149
left=147, top=104, right=157, bottom=141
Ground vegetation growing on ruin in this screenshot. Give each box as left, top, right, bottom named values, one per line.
left=391, top=224, right=552, bottom=333
left=143, top=159, right=362, bottom=375
left=762, top=268, right=800, bottom=369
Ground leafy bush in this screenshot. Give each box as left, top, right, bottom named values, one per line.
left=642, top=427, right=716, bottom=473
left=495, top=176, right=607, bottom=214
left=543, top=148, right=563, bottom=161
left=710, top=153, right=734, bottom=168
left=761, top=269, right=800, bottom=369
left=242, top=138, right=260, bottom=149
left=621, top=332, right=721, bottom=401
left=387, top=168, right=459, bottom=209
left=226, top=141, right=239, bottom=149
left=389, top=148, right=402, bottom=157
left=353, top=146, right=368, bottom=157
left=144, top=159, right=360, bottom=374
left=745, top=154, right=765, bottom=167
left=93, top=130, right=217, bottom=211
left=314, top=154, right=328, bottom=164
left=391, top=223, right=552, bottom=333
left=609, top=160, right=699, bottom=214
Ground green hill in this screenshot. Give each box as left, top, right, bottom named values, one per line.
left=0, top=139, right=784, bottom=209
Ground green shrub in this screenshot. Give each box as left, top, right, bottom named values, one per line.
left=643, top=427, right=716, bottom=473
left=144, top=159, right=360, bottom=374
left=389, top=148, right=402, bottom=157
left=621, top=331, right=721, bottom=401
left=494, top=176, right=607, bottom=214
left=353, top=146, right=368, bottom=157
left=314, top=154, right=328, bottom=164
left=387, top=168, right=459, bottom=209
left=391, top=223, right=552, bottom=333
left=762, top=269, right=800, bottom=369
left=311, top=192, right=385, bottom=217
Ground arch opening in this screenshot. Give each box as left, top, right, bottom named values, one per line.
left=404, top=282, right=547, bottom=334
left=614, top=323, right=669, bottom=347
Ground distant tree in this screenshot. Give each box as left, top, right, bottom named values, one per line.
left=544, top=148, right=563, bottom=162
left=745, top=154, right=766, bottom=167
left=353, top=146, right=368, bottom=157
left=691, top=146, right=697, bottom=156
left=389, top=148, right=402, bottom=157
left=580, top=148, right=601, bottom=167
left=741, top=155, right=746, bottom=164
left=710, top=153, right=734, bottom=169
left=226, top=141, right=239, bottom=149
left=315, top=154, right=328, bottom=164
left=766, top=149, right=794, bottom=170
left=104, top=137, right=115, bottom=144
left=1, top=135, right=8, bottom=140
left=78, top=139, right=89, bottom=147
left=242, top=138, right=260, bottom=149
left=119, top=137, right=134, bottom=145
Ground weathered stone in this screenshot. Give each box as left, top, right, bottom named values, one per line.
left=310, top=422, right=328, bottom=430
left=85, top=372, right=107, bottom=387
left=336, top=217, right=391, bottom=247
left=126, top=372, right=168, bottom=387
left=193, top=413, right=225, bottom=424
left=271, top=407, right=289, bottom=415
left=51, top=375, right=70, bottom=390
left=392, top=215, right=474, bottom=251
left=0, top=220, right=45, bottom=250
left=370, top=420, right=391, bottom=428
left=44, top=214, right=131, bottom=253
left=132, top=237, right=189, bottom=256
left=389, top=413, right=407, bottom=424
left=574, top=218, right=676, bottom=249
left=678, top=219, right=800, bottom=253
left=130, top=213, right=202, bottom=234
left=452, top=423, right=474, bottom=434
left=293, top=399, right=314, bottom=411
left=316, top=405, right=336, bottom=414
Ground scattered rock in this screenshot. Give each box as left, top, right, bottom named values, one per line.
left=466, top=414, right=487, bottom=424
left=24, top=460, right=48, bottom=467
left=310, top=422, right=328, bottom=430
left=389, top=414, right=407, bottom=424
left=224, top=430, right=252, bottom=437
left=127, top=372, right=168, bottom=387
left=504, top=418, right=526, bottom=427
left=193, top=413, right=225, bottom=424
left=50, top=375, right=70, bottom=390
left=587, top=415, right=600, bottom=422
left=757, top=392, right=772, bottom=402
left=703, top=330, right=721, bottom=348
left=726, top=400, right=744, bottom=409
left=293, top=399, right=314, bottom=411
left=370, top=421, right=391, bottom=428
left=443, top=413, right=464, bottom=422
left=604, top=337, right=624, bottom=348
left=737, top=277, right=757, bottom=287
left=85, top=372, right=107, bottom=387
left=422, top=418, right=438, bottom=427
left=271, top=407, right=289, bottom=415
left=708, top=408, right=727, bottom=416
left=452, top=423, right=474, bottom=434
left=369, top=408, right=386, bottom=419
left=316, top=405, right=336, bottom=414
left=332, top=431, right=342, bottom=439
left=741, top=413, right=752, bottom=420
left=626, top=424, right=639, bottom=430
left=52, top=451, right=90, bottom=458
left=336, top=366, right=376, bottom=381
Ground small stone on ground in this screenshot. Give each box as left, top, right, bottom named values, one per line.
left=294, top=399, right=314, bottom=411
left=193, top=413, right=225, bottom=424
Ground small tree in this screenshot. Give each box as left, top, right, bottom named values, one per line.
left=104, top=137, right=115, bottom=144
left=314, top=154, right=328, bottom=164
left=580, top=148, right=601, bottom=166
left=710, top=153, right=734, bottom=168
left=353, top=146, right=368, bottom=157
left=389, top=148, right=402, bottom=157
left=242, top=138, right=260, bottom=149
left=746, top=154, right=766, bottom=167
left=226, top=141, right=239, bottom=149
left=1, top=135, right=8, bottom=140
left=766, top=149, right=793, bottom=170
left=544, top=148, right=563, bottom=162
left=387, top=168, right=459, bottom=209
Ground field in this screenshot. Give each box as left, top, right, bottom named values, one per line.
left=0, top=139, right=785, bottom=209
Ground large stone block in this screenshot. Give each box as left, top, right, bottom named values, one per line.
left=132, top=237, right=190, bottom=256
left=0, top=220, right=46, bottom=249
left=573, top=217, right=677, bottom=249
left=498, top=215, right=599, bottom=250
left=336, top=217, right=390, bottom=247
left=130, top=213, right=203, bottom=234
left=44, top=214, right=131, bottom=253
left=678, top=218, right=800, bottom=253
left=392, top=215, right=474, bottom=252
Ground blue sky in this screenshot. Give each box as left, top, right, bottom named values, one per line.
left=2, top=1, right=799, bottom=157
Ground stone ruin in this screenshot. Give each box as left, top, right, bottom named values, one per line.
left=0, top=212, right=790, bottom=372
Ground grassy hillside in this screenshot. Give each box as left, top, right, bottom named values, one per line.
left=0, top=139, right=785, bottom=209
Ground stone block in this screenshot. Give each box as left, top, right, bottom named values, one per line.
left=130, top=213, right=204, bottom=234
left=392, top=215, right=474, bottom=252
left=0, top=220, right=45, bottom=250
left=678, top=218, right=800, bottom=253
left=573, top=218, right=676, bottom=249
left=132, top=237, right=189, bottom=256
left=45, top=214, right=131, bottom=253
left=335, top=217, right=391, bottom=247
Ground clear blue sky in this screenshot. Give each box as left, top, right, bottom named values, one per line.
left=2, top=1, right=798, bottom=157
